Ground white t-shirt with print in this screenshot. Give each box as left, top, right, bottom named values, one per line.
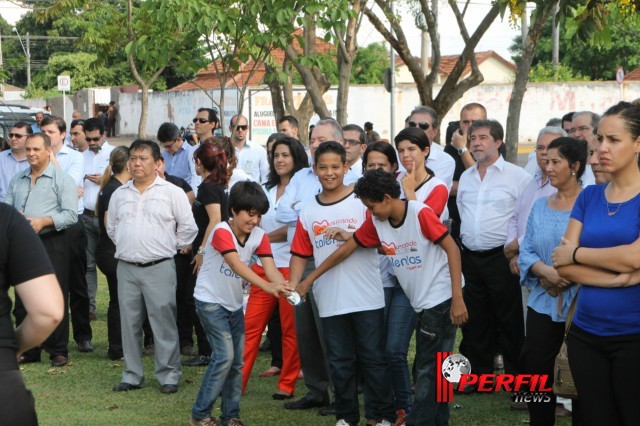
left=291, top=191, right=384, bottom=318
left=195, top=221, right=272, bottom=311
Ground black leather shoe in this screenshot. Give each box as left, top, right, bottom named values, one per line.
left=160, top=384, right=178, bottom=394
left=182, top=355, right=210, bottom=367
left=78, top=340, right=94, bottom=353
left=318, top=403, right=336, bottom=416
left=283, top=398, right=327, bottom=410
left=272, top=392, right=294, bottom=400
left=113, top=382, right=142, bottom=392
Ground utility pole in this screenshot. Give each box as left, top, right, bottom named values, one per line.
left=551, top=3, right=560, bottom=68
left=26, top=32, right=31, bottom=86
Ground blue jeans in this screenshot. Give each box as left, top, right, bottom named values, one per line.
left=322, top=309, right=395, bottom=425
left=408, top=298, right=457, bottom=426
left=191, top=300, right=244, bottom=422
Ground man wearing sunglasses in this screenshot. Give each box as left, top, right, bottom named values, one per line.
left=406, top=106, right=456, bottom=192
left=193, top=108, right=219, bottom=143
left=82, top=118, right=115, bottom=327
left=0, top=122, right=32, bottom=203
left=230, top=114, right=269, bottom=183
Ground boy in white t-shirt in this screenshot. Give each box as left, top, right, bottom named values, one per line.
left=289, top=142, right=395, bottom=426
left=296, top=169, right=468, bottom=426
left=190, top=181, right=291, bottom=426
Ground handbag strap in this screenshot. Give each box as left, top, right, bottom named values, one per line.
left=563, top=284, right=581, bottom=337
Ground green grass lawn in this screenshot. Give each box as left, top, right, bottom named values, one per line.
left=21, top=273, right=572, bottom=425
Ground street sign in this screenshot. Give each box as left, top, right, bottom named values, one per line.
left=57, top=75, right=71, bottom=91
left=616, top=67, right=624, bottom=84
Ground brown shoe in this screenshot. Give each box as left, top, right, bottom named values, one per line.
left=89, top=312, right=97, bottom=321
left=51, top=354, right=68, bottom=367
left=189, top=418, right=219, bottom=426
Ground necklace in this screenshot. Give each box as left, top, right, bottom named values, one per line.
left=606, top=199, right=625, bottom=216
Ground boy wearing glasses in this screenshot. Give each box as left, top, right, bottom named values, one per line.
left=230, top=114, right=269, bottom=183
left=0, top=122, right=32, bottom=203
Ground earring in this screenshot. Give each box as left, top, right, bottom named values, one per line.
left=571, top=171, right=576, bottom=176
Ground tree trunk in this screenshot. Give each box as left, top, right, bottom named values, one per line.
left=504, top=4, right=558, bottom=163
left=138, top=83, right=148, bottom=139
left=336, top=48, right=353, bottom=125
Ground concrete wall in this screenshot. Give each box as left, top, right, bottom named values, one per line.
left=74, top=80, right=640, bottom=145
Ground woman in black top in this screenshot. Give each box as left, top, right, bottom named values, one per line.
left=95, top=146, right=131, bottom=360
left=182, top=143, right=229, bottom=366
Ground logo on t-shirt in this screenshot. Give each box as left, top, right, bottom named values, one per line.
left=219, top=259, right=241, bottom=279
left=313, top=220, right=330, bottom=236
left=380, top=240, right=422, bottom=269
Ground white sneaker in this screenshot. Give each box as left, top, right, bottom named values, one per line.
left=376, top=421, right=393, bottom=426
left=336, top=420, right=350, bottom=426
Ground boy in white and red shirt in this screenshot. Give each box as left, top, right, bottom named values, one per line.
left=289, top=142, right=395, bottom=426
left=296, top=169, right=468, bottom=426
left=190, top=181, right=291, bottom=426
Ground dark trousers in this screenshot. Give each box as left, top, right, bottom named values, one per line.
left=267, top=308, right=283, bottom=368
left=459, top=248, right=524, bottom=375
left=295, top=262, right=331, bottom=404
left=521, top=307, right=565, bottom=426
left=322, top=309, right=395, bottom=425
left=67, top=218, right=92, bottom=343
left=0, top=349, right=37, bottom=425
left=96, top=246, right=122, bottom=359
left=15, top=231, right=70, bottom=360
left=175, top=252, right=194, bottom=348
left=567, top=324, right=640, bottom=426
left=186, top=262, right=211, bottom=356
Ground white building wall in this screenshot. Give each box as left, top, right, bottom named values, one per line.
left=114, top=81, right=640, bottom=146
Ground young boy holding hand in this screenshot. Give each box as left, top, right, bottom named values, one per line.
left=190, top=181, right=291, bottom=426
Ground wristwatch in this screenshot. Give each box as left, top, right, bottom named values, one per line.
left=457, top=146, right=468, bottom=155
left=196, top=246, right=205, bottom=255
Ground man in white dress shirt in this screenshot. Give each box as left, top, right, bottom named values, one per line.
left=342, top=124, right=366, bottom=178
left=229, top=114, right=269, bottom=183
left=456, top=119, right=531, bottom=390
left=107, top=139, right=197, bottom=394
left=407, top=106, right=455, bottom=190
left=82, top=118, right=115, bottom=321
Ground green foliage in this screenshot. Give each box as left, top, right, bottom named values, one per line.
left=351, top=42, right=390, bottom=84
left=511, top=12, right=640, bottom=80
left=528, top=62, right=589, bottom=82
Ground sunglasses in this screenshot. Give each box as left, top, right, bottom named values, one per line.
left=9, top=133, right=27, bottom=139
left=235, top=125, right=248, bottom=131
left=408, top=121, right=430, bottom=130
left=86, top=136, right=102, bottom=142
left=193, top=118, right=211, bottom=124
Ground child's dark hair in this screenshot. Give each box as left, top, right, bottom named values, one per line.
left=314, top=141, right=346, bottom=164
left=547, top=137, right=588, bottom=179
left=362, top=142, right=399, bottom=174
left=354, top=169, right=401, bottom=202
left=228, top=181, right=270, bottom=216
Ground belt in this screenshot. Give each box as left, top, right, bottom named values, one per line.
left=461, top=244, right=504, bottom=258
left=83, top=208, right=95, bottom=216
left=122, top=258, right=171, bottom=268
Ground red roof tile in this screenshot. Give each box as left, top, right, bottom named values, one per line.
left=624, top=67, right=640, bottom=81
left=394, top=50, right=516, bottom=77
left=170, top=29, right=335, bottom=91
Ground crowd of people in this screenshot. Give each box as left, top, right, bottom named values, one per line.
left=0, top=98, right=639, bottom=426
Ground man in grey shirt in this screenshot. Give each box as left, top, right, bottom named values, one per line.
left=5, top=133, right=77, bottom=367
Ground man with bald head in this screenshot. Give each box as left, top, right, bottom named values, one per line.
left=230, top=114, right=269, bottom=183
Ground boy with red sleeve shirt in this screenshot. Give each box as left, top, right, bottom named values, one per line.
left=190, top=182, right=291, bottom=426
left=296, top=169, right=468, bottom=426
left=289, top=142, right=395, bottom=426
